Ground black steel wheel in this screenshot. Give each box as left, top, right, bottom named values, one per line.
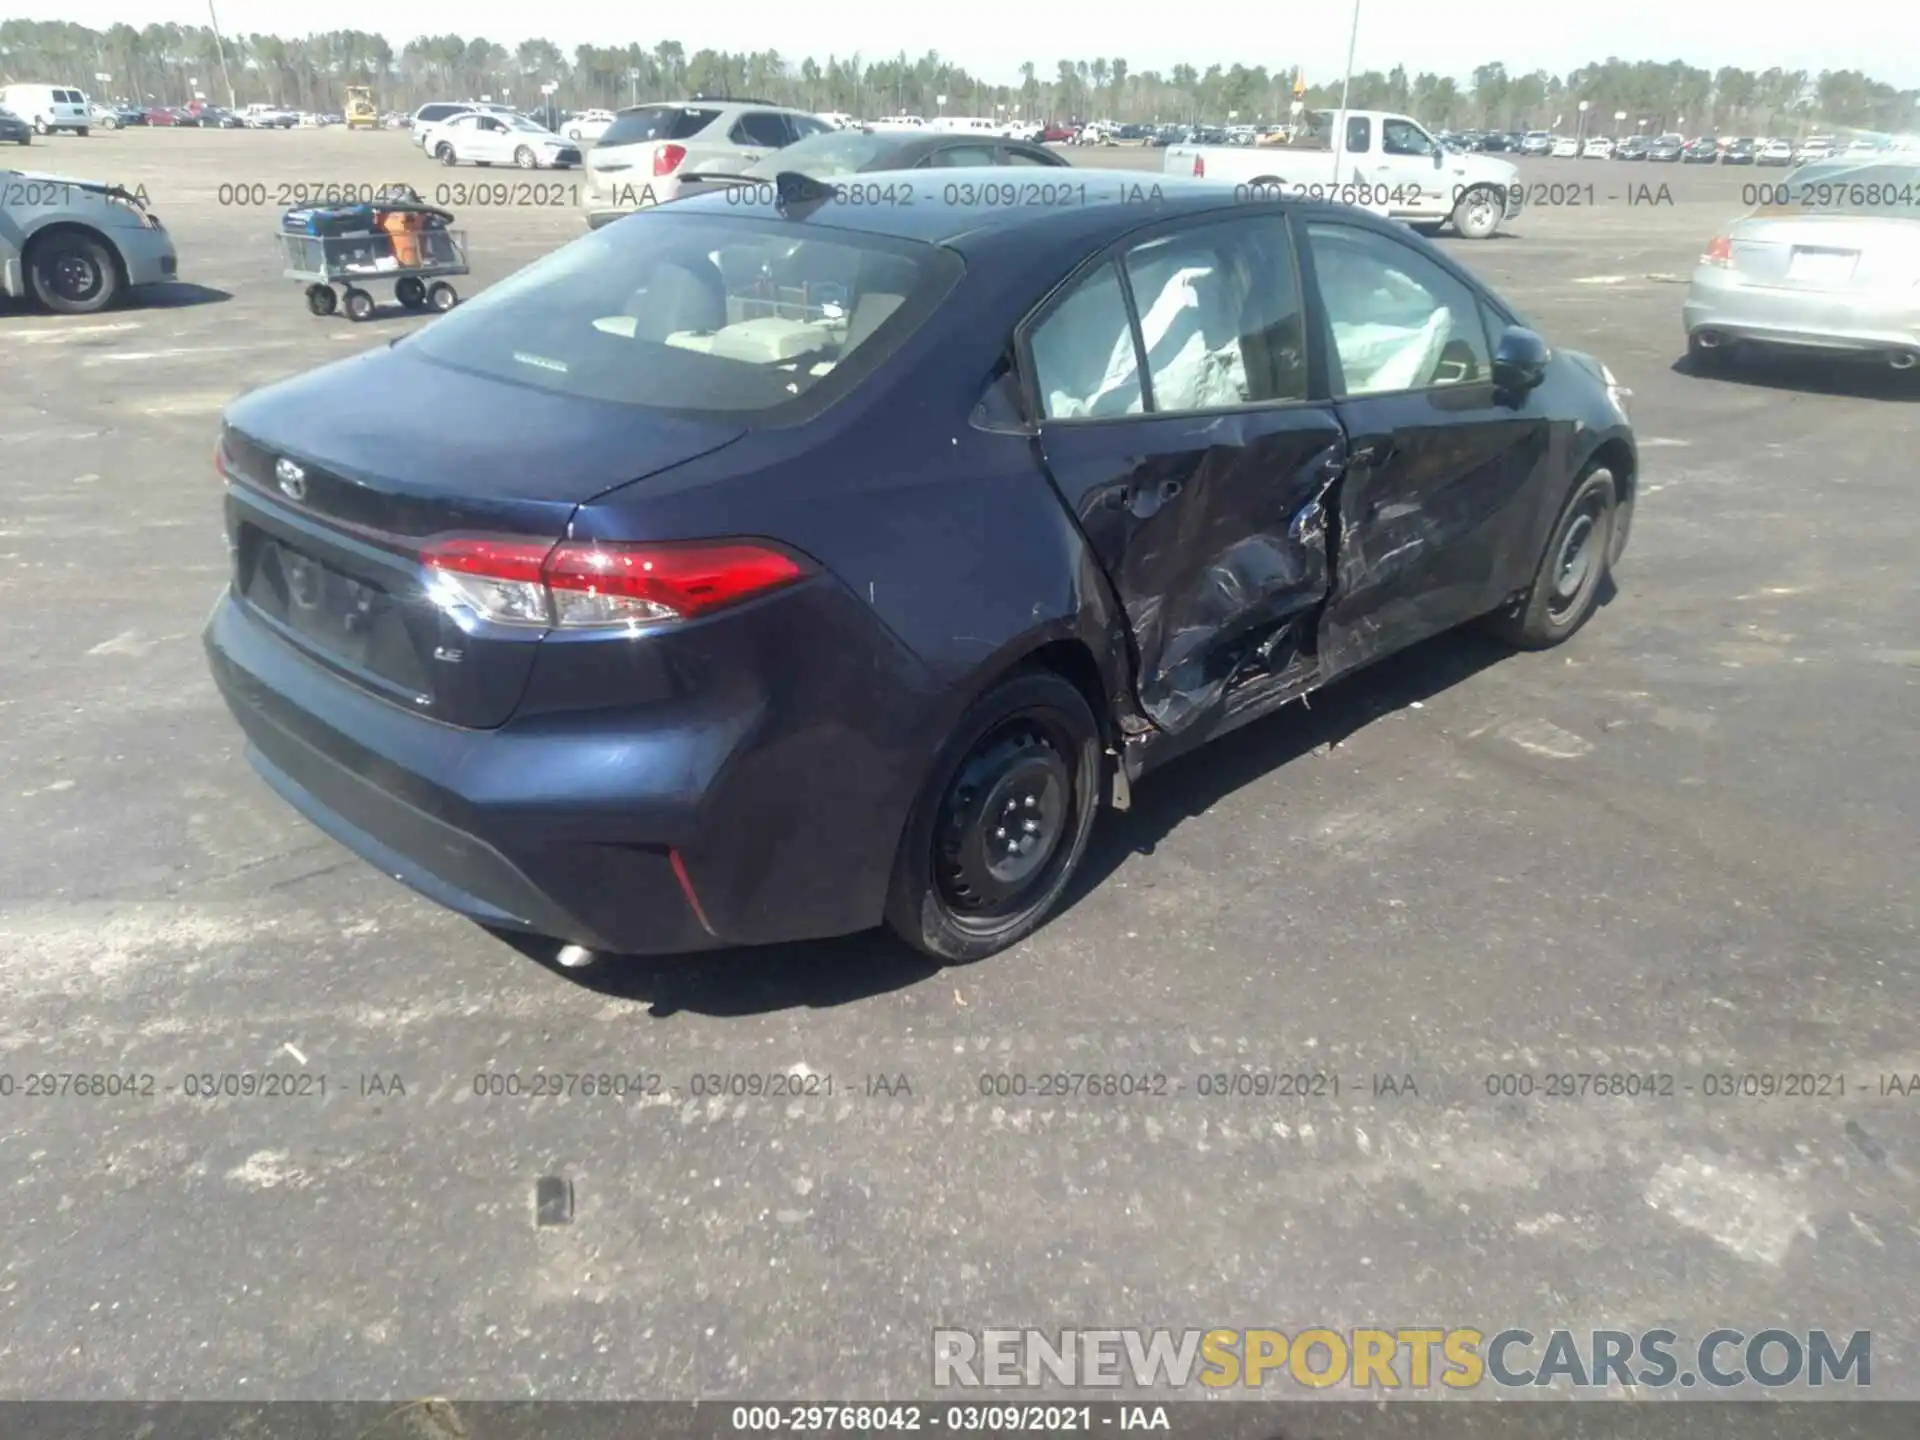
left=886, top=668, right=1101, bottom=962
left=305, top=283, right=337, bottom=316
left=395, top=276, right=427, bottom=309
left=1483, top=466, right=1617, bottom=649
left=26, top=230, right=119, bottom=314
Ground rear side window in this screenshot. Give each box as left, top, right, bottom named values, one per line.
left=1000, top=147, right=1063, bottom=166
left=418, top=104, right=458, bottom=123
left=729, top=112, right=794, bottom=148
left=403, top=213, right=962, bottom=421
left=600, top=106, right=719, bottom=148
left=788, top=115, right=832, bottom=139
left=1028, top=263, right=1142, bottom=419
left=1346, top=117, right=1371, bottom=153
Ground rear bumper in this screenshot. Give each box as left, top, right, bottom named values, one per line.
left=1685, top=269, right=1920, bottom=353
left=204, top=577, right=932, bottom=956
left=206, top=592, right=721, bottom=954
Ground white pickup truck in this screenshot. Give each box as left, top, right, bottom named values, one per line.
left=1165, top=108, right=1522, bottom=239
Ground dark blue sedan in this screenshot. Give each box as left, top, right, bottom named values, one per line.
left=205, top=171, right=1637, bottom=963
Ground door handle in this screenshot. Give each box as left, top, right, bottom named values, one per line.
left=1349, top=442, right=1397, bottom=468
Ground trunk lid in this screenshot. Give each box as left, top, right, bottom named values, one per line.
left=1729, top=213, right=1920, bottom=290
left=220, top=344, right=747, bottom=728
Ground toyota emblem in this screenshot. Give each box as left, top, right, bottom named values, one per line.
left=275, top=458, right=308, bottom=502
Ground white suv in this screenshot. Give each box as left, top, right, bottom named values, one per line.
left=582, top=99, right=833, bottom=227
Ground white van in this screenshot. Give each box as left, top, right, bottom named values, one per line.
left=927, top=116, right=1000, bottom=134
left=0, top=85, right=91, bottom=135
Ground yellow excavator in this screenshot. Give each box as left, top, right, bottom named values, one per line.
left=345, top=84, right=377, bottom=130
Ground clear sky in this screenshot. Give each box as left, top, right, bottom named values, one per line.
left=25, top=0, right=1920, bottom=90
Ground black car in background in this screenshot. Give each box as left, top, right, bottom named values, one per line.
left=1646, top=134, right=1684, bottom=161
left=1480, top=133, right=1515, bottom=152
left=204, top=174, right=1637, bottom=964
left=1683, top=137, right=1720, bottom=162
left=1613, top=136, right=1649, bottom=159
left=1722, top=137, right=1758, bottom=164
left=0, top=106, right=30, bottom=144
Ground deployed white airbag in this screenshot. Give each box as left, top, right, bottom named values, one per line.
left=1046, top=262, right=1247, bottom=416
left=1330, top=308, right=1450, bottom=393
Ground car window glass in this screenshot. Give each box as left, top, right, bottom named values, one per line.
left=787, top=114, right=832, bottom=140
left=600, top=106, right=720, bottom=147
left=1382, top=119, right=1433, bottom=156
left=1345, top=117, right=1371, bottom=153
left=1120, top=220, right=1308, bottom=410
left=1029, top=262, right=1143, bottom=419
left=933, top=144, right=998, bottom=166
left=1000, top=148, right=1060, bottom=165
left=730, top=112, right=793, bottom=147
left=1307, top=223, right=1490, bottom=394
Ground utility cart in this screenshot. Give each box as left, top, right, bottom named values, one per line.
left=278, top=204, right=468, bottom=321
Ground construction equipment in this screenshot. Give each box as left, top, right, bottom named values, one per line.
left=345, top=84, right=377, bottom=130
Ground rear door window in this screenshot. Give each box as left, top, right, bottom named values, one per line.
left=1346, top=117, right=1371, bottom=153
left=730, top=111, right=794, bottom=148
left=786, top=114, right=832, bottom=141
left=599, top=106, right=719, bottom=148
left=1121, top=219, right=1310, bottom=410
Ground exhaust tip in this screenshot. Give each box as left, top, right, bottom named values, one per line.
left=1693, top=329, right=1726, bottom=349
left=555, top=943, right=598, bottom=969
left=1889, top=349, right=1919, bottom=370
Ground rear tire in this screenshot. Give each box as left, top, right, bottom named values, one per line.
left=26, top=230, right=119, bottom=314
left=304, top=283, right=337, bottom=316
left=514, top=145, right=536, bottom=168
left=436, top=143, right=457, bottom=166
left=427, top=281, right=458, bottom=311
left=342, top=287, right=375, bottom=321
left=75, top=127, right=88, bottom=137
left=1483, top=466, right=1617, bottom=650
left=395, top=276, right=427, bottom=309
left=885, top=668, right=1101, bottom=963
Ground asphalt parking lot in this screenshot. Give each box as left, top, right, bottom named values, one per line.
left=3, top=130, right=1918, bottom=1400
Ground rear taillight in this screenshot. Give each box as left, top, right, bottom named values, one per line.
left=1701, top=236, right=1732, bottom=266
left=421, top=536, right=807, bottom=630
left=1192, top=155, right=1205, bottom=178
left=654, top=143, right=687, bottom=177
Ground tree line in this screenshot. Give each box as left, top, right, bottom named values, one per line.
left=3, top=21, right=1916, bottom=135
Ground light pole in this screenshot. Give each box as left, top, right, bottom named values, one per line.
left=1613, top=108, right=1626, bottom=138
left=629, top=68, right=640, bottom=107
left=205, top=0, right=238, bottom=110
left=1334, top=0, right=1361, bottom=180
left=1576, top=99, right=1590, bottom=143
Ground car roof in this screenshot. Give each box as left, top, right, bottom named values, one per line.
left=663, top=167, right=1382, bottom=253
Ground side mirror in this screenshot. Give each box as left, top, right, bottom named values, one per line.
left=1492, top=325, right=1551, bottom=392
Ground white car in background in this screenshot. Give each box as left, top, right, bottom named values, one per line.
left=562, top=109, right=616, bottom=143
left=816, top=112, right=856, bottom=129
left=870, top=115, right=927, bottom=130
left=1581, top=136, right=1614, bottom=158
left=1550, top=135, right=1580, bottom=157
left=1794, top=135, right=1836, bottom=163
left=410, top=100, right=517, bottom=146
left=425, top=110, right=583, bottom=169
left=1757, top=138, right=1794, bottom=165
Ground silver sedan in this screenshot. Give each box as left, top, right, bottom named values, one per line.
left=1684, top=160, right=1920, bottom=370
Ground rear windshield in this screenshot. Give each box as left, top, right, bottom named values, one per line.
left=601, top=106, right=720, bottom=148
left=741, top=130, right=898, bottom=178
left=403, top=212, right=963, bottom=419
left=1764, top=162, right=1920, bottom=217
